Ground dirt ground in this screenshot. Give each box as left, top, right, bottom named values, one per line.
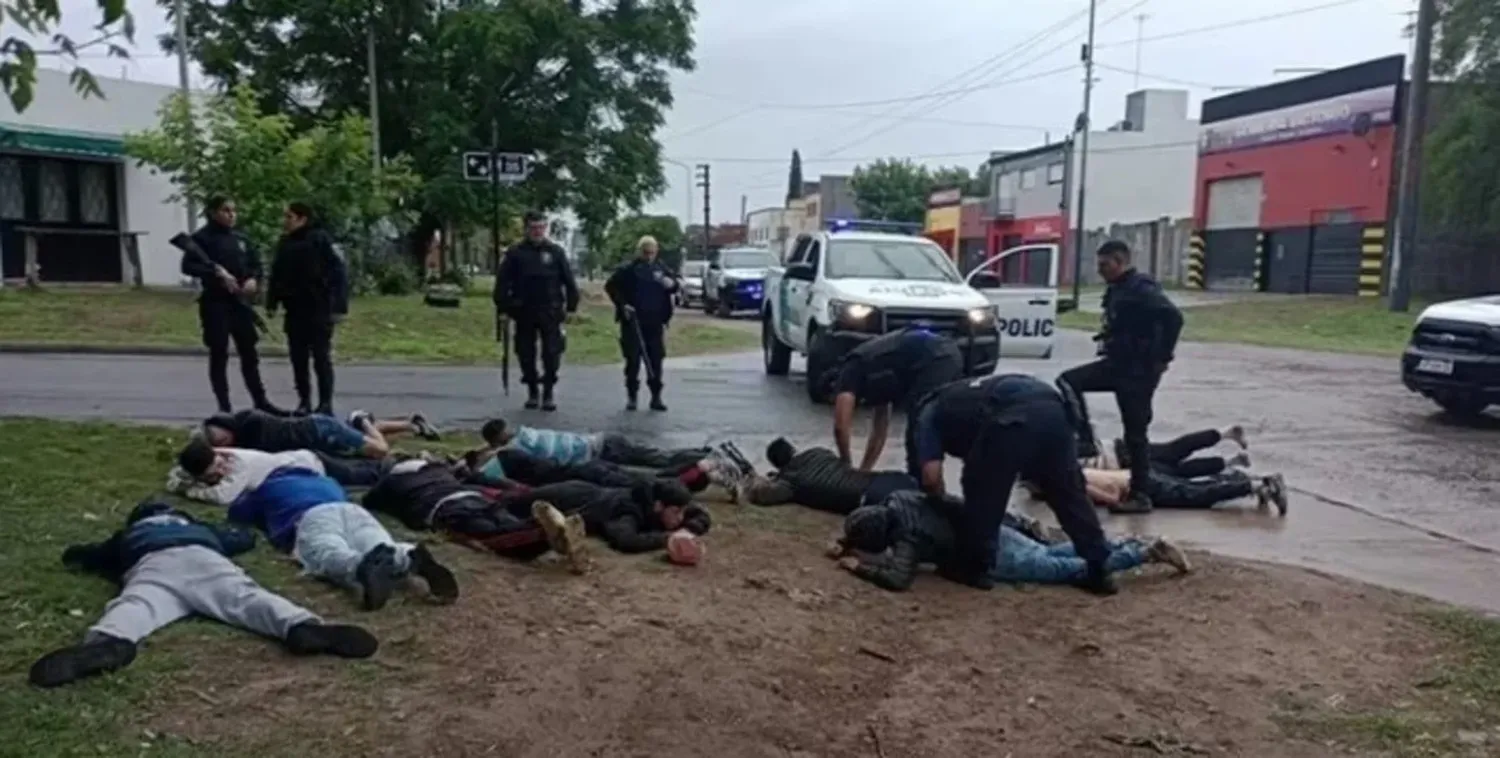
left=132, top=499, right=1494, bottom=758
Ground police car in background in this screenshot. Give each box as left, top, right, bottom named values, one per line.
left=762, top=221, right=1061, bottom=403
left=1401, top=294, right=1500, bottom=418
left=702, top=246, right=778, bottom=318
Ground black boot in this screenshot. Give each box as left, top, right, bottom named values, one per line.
left=354, top=544, right=398, bottom=611
left=409, top=544, right=459, bottom=603
left=215, top=395, right=233, bottom=414
left=253, top=397, right=291, bottom=417
left=648, top=384, right=667, bottom=412
left=1077, top=560, right=1119, bottom=596
left=284, top=622, right=379, bottom=658
left=524, top=384, right=540, bottom=410
left=29, top=635, right=137, bottom=688
left=293, top=400, right=312, bottom=416
left=541, top=384, right=557, bottom=412
left=625, top=386, right=639, bottom=411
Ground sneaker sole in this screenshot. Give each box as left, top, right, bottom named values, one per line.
left=532, top=501, right=589, bottom=574
left=29, top=641, right=135, bottom=688
left=412, top=547, right=460, bottom=603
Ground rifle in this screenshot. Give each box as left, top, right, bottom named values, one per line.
left=496, top=311, right=511, bottom=395
left=169, top=233, right=270, bottom=334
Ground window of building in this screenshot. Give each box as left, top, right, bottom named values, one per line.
left=1046, top=162, right=1065, bottom=184
left=995, top=171, right=1016, bottom=199
left=1019, top=168, right=1038, bottom=189
left=0, top=157, right=23, bottom=219
left=38, top=160, right=68, bottom=222
left=79, top=163, right=111, bottom=224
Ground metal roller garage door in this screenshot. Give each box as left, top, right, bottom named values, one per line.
left=1204, top=176, right=1263, bottom=230
left=1308, top=222, right=1363, bottom=295
left=1202, top=176, right=1264, bottom=291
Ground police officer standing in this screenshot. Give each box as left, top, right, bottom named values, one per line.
left=827, top=327, right=965, bottom=472
left=1057, top=240, right=1184, bottom=514
left=904, top=373, right=1116, bottom=595
left=494, top=211, right=579, bottom=411
left=604, top=235, right=679, bottom=411
left=180, top=195, right=284, bottom=415
left=265, top=202, right=348, bottom=416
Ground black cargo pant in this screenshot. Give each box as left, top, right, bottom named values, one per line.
left=313, top=453, right=392, bottom=488
left=598, top=434, right=709, bottom=470
left=620, top=318, right=666, bottom=395
left=285, top=313, right=335, bottom=411
left=199, top=298, right=268, bottom=412
left=514, top=315, right=564, bottom=388
left=956, top=397, right=1110, bottom=576
left=1058, top=358, right=1162, bottom=498
left=1143, top=469, right=1254, bottom=509
left=1144, top=429, right=1228, bottom=478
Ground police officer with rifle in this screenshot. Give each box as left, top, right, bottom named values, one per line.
left=177, top=196, right=285, bottom=415
left=493, top=211, right=579, bottom=411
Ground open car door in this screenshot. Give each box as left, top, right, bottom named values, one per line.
left=965, top=243, right=1060, bottom=359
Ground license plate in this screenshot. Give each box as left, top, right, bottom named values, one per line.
left=1417, top=358, right=1454, bottom=375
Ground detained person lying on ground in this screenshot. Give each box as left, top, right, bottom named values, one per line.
left=199, top=408, right=440, bottom=460
left=479, top=418, right=713, bottom=472
left=360, top=458, right=707, bottom=568
left=29, top=498, right=378, bottom=689
left=459, top=438, right=745, bottom=496
left=171, top=438, right=458, bottom=611
left=829, top=489, right=1191, bottom=592
left=739, top=436, right=919, bottom=515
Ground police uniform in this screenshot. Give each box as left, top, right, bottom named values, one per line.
left=1057, top=268, right=1184, bottom=511
left=181, top=221, right=274, bottom=413
left=603, top=256, right=679, bottom=410
left=266, top=224, right=349, bottom=414
left=493, top=237, right=580, bottom=409
left=831, top=328, right=966, bottom=413
left=904, top=374, right=1111, bottom=589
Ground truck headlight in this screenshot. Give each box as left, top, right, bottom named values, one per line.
left=829, top=299, right=876, bottom=325
left=966, top=306, right=997, bottom=328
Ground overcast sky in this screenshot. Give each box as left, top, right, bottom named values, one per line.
left=39, top=0, right=1417, bottom=224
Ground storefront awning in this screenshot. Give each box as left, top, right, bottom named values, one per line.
left=0, top=123, right=125, bottom=159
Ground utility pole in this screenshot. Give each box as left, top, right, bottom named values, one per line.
left=367, top=3, right=381, bottom=175
left=1071, top=0, right=1099, bottom=305
left=740, top=194, right=747, bottom=225
left=1132, top=13, right=1150, bottom=89
left=1389, top=0, right=1436, bottom=312
left=696, top=164, right=711, bottom=255
left=173, top=0, right=195, bottom=228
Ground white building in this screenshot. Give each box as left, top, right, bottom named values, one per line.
left=0, top=68, right=194, bottom=286
left=745, top=205, right=801, bottom=260
left=988, top=89, right=1198, bottom=246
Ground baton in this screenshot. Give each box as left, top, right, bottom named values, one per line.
left=496, top=312, right=511, bottom=396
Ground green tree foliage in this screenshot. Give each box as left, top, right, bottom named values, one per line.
left=850, top=158, right=935, bottom=224
left=161, top=0, right=696, bottom=243
left=123, top=84, right=420, bottom=255
left=601, top=214, right=684, bottom=269
left=1, top=0, right=133, bottom=111
left=1426, top=0, right=1500, bottom=232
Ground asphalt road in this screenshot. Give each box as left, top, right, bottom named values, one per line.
left=2, top=327, right=1497, bottom=613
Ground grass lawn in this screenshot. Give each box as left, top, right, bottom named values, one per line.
left=3, top=418, right=1500, bottom=756
left=1058, top=295, right=1424, bottom=356
left=0, top=287, right=757, bottom=365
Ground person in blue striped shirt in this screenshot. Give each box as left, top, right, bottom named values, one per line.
left=481, top=419, right=713, bottom=471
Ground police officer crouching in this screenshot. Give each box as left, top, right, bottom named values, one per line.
left=904, top=373, right=1117, bottom=595
left=494, top=211, right=579, bottom=411
left=180, top=195, right=285, bottom=415
left=265, top=202, right=349, bottom=416
left=604, top=235, right=679, bottom=411
left=827, top=326, right=965, bottom=471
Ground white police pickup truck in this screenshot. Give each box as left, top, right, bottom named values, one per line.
left=762, top=228, right=1061, bottom=402
left=1401, top=294, right=1500, bottom=418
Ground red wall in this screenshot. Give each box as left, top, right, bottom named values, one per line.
left=1193, top=125, right=1396, bottom=229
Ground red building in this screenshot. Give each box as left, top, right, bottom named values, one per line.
left=1192, top=55, right=1404, bottom=296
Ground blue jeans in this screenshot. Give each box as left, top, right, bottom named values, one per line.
left=990, top=526, right=1147, bottom=584
left=310, top=416, right=368, bottom=457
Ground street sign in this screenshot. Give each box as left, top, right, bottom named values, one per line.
left=462, top=151, right=533, bottom=183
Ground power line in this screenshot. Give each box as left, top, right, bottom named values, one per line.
left=1092, top=61, right=1246, bottom=90
left=671, top=87, right=1056, bottom=132
left=1092, top=0, right=1374, bottom=50
left=677, top=138, right=1196, bottom=167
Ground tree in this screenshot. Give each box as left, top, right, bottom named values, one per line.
left=1425, top=0, right=1500, bottom=232
left=2, top=0, right=133, bottom=111
left=162, top=0, right=697, bottom=252
left=601, top=213, right=684, bottom=270
left=930, top=166, right=972, bottom=193
left=849, top=158, right=933, bottom=224
left=787, top=149, right=803, bottom=204
left=124, top=84, right=421, bottom=255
